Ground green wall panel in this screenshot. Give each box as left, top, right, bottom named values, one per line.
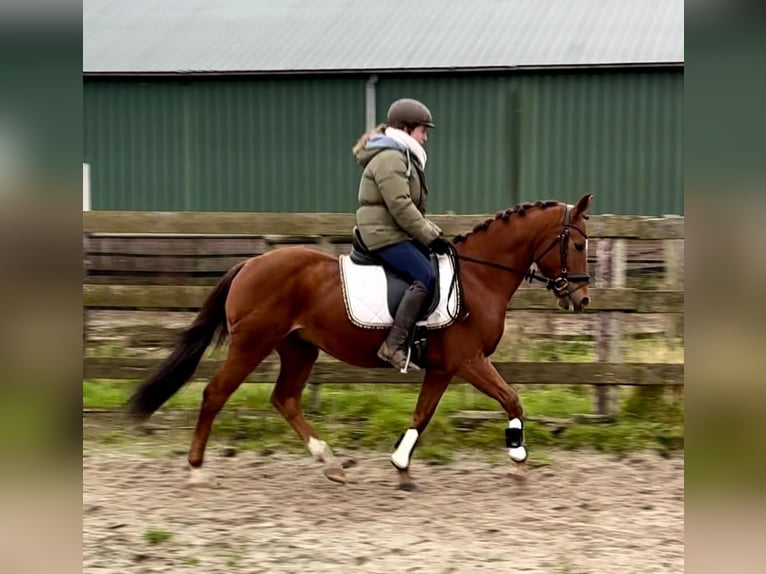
left=375, top=75, right=518, bottom=214
left=84, top=81, right=186, bottom=210
left=84, top=78, right=365, bottom=212
left=519, top=70, right=683, bottom=215
left=84, top=70, right=682, bottom=215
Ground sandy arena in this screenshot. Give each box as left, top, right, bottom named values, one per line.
left=83, top=445, right=683, bottom=573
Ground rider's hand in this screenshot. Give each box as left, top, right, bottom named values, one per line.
left=429, top=236, right=453, bottom=255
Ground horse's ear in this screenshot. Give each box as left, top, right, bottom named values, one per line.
left=573, top=194, right=594, bottom=218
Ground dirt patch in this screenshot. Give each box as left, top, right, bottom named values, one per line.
left=83, top=446, right=683, bottom=573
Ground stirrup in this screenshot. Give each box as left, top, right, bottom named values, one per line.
left=400, top=346, right=412, bottom=374
left=400, top=346, right=422, bottom=373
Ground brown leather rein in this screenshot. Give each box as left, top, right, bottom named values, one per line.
left=451, top=205, right=590, bottom=299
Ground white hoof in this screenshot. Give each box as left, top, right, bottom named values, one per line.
left=188, top=466, right=213, bottom=487
left=508, top=446, right=528, bottom=462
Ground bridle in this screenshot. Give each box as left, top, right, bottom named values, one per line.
left=453, top=205, right=591, bottom=299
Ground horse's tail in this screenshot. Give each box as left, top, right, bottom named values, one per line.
left=126, top=261, right=247, bottom=421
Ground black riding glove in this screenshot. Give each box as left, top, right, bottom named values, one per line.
left=429, top=236, right=452, bottom=255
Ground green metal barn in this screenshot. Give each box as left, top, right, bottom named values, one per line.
left=83, top=0, right=684, bottom=215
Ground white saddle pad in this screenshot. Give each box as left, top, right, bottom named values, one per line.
left=339, top=254, right=460, bottom=330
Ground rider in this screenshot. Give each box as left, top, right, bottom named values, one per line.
left=352, top=98, right=452, bottom=372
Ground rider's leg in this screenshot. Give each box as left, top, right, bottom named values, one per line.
left=373, top=241, right=436, bottom=372
left=377, top=281, right=429, bottom=371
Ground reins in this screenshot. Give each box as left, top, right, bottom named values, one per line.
left=450, top=205, right=591, bottom=300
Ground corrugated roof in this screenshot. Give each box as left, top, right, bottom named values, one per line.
left=83, top=0, right=684, bottom=74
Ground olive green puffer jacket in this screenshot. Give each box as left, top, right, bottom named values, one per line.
left=354, top=141, right=442, bottom=251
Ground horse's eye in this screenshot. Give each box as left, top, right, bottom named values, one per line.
left=574, top=243, right=585, bottom=252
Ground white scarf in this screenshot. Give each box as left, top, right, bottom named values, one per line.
left=384, top=127, right=428, bottom=170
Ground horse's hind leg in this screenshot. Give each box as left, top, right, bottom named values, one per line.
left=271, top=334, right=346, bottom=484
left=187, top=332, right=277, bottom=485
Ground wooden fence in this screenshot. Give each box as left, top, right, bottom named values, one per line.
left=83, top=212, right=684, bottom=416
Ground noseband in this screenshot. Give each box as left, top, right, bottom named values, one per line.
left=454, top=205, right=591, bottom=299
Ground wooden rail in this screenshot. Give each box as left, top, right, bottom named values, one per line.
left=83, top=284, right=683, bottom=313
left=84, top=358, right=683, bottom=387
left=83, top=211, right=684, bottom=239
left=82, top=212, right=685, bottom=415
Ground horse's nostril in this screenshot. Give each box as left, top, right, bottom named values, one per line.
left=581, top=296, right=590, bottom=307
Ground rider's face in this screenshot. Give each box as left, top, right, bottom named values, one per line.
left=411, top=125, right=429, bottom=145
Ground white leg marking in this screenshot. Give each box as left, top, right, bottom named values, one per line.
left=391, top=428, right=419, bottom=470
left=508, top=418, right=522, bottom=429
left=508, top=446, right=528, bottom=462
left=308, top=437, right=328, bottom=461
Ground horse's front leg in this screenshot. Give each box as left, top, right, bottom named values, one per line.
left=391, top=370, right=452, bottom=491
left=457, top=353, right=528, bottom=480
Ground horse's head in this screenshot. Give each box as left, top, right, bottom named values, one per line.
left=533, top=193, right=593, bottom=312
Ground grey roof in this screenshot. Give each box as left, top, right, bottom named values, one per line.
left=83, top=0, right=684, bottom=74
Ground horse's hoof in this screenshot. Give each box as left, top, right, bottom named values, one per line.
left=398, top=481, right=419, bottom=492
left=323, top=465, right=347, bottom=484
left=187, top=470, right=215, bottom=488
left=509, top=462, right=529, bottom=483
left=186, top=476, right=217, bottom=488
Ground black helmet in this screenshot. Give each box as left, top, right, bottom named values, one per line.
left=386, top=98, right=435, bottom=129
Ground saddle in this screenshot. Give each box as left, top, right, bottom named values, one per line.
left=339, top=228, right=462, bottom=370
left=349, top=227, right=441, bottom=319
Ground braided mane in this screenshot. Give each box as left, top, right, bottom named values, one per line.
left=452, top=200, right=562, bottom=244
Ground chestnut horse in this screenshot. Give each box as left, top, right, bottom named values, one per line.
left=128, top=194, right=593, bottom=489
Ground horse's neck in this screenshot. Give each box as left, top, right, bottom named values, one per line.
left=454, top=217, right=546, bottom=354
left=457, top=223, right=538, bottom=305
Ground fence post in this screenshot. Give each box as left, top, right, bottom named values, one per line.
left=664, top=226, right=684, bottom=401
left=83, top=232, right=90, bottom=361
left=316, top=236, right=334, bottom=256
left=594, top=238, right=624, bottom=416
left=610, top=239, right=627, bottom=382
left=309, top=382, right=321, bottom=413
left=664, top=230, right=684, bottom=343
left=82, top=169, right=91, bottom=359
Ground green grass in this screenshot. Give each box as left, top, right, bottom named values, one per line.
left=82, top=380, right=593, bottom=416
left=144, top=529, right=173, bottom=545
left=84, top=378, right=683, bottom=458
left=84, top=332, right=683, bottom=458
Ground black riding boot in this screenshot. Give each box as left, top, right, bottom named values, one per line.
left=377, top=281, right=430, bottom=372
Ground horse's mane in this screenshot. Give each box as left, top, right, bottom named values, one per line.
left=452, top=200, right=562, bottom=244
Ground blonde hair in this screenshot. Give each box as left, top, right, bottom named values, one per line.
left=352, top=123, right=387, bottom=156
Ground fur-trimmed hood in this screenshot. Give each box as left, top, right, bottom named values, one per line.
left=353, top=127, right=427, bottom=173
